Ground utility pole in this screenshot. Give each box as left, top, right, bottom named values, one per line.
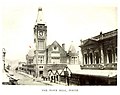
left=2, top=48, right=6, bottom=71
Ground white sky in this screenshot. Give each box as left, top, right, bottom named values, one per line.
left=0, top=0, right=117, bottom=61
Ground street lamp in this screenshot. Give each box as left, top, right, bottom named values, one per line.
left=2, top=48, right=6, bottom=70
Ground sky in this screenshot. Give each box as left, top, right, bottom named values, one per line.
left=0, top=0, right=117, bottom=62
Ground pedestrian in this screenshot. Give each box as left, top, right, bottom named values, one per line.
left=67, top=77, right=69, bottom=86
left=51, top=76, right=53, bottom=82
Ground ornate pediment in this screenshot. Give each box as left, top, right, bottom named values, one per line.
left=83, top=38, right=98, bottom=46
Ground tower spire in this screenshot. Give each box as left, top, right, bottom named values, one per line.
left=36, top=7, right=45, bottom=24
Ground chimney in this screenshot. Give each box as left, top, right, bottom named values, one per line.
left=62, top=43, right=65, bottom=50
left=99, top=31, right=103, bottom=39
left=100, top=31, right=102, bottom=35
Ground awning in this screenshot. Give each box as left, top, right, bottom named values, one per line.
left=66, top=65, right=117, bottom=78
left=72, top=69, right=117, bottom=78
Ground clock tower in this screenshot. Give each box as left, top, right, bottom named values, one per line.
left=34, top=7, right=47, bottom=64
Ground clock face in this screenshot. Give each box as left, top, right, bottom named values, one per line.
left=39, top=31, right=43, bottom=36
left=38, top=31, right=43, bottom=37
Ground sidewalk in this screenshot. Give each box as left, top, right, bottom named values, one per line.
left=18, top=71, right=66, bottom=86
left=36, top=80, right=66, bottom=86
left=18, top=71, right=33, bottom=79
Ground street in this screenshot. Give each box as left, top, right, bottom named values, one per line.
left=8, top=70, right=66, bottom=86
left=7, top=71, right=51, bottom=85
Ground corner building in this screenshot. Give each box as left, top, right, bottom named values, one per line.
left=80, top=29, right=117, bottom=70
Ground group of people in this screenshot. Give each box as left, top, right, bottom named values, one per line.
left=48, top=74, right=60, bottom=83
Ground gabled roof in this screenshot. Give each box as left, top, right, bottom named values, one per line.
left=47, top=40, right=67, bottom=53
left=81, top=38, right=98, bottom=47
left=47, top=40, right=59, bottom=49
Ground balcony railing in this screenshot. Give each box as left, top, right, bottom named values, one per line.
left=81, top=63, right=117, bottom=70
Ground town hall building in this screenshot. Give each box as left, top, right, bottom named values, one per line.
left=21, top=7, right=79, bottom=78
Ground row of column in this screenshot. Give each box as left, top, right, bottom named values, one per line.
left=83, top=47, right=117, bottom=65
left=83, top=53, right=99, bottom=65
left=106, top=48, right=117, bottom=63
